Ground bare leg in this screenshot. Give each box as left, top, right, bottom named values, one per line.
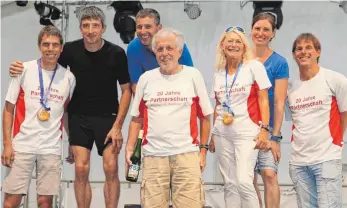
left=262, top=170, right=280, bottom=208
left=253, top=173, right=263, bottom=208
left=72, top=146, right=92, bottom=208
left=37, top=195, right=54, bottom=208
left=3, top=193, right=22, bottom=208
left=103, top=145, right=120, bottom=208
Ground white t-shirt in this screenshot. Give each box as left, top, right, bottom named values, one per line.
left=211, top=60, right=272, bottom=139
left=5, top=60, right=76, bottom=155
left=286, top=67, right=347, bottom=165
left=130, top=66, right=214, bottom=157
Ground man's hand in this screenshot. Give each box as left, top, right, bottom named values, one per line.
left=208, top=135, right=215, bottom=153
left=254, top=130, right=268, bottom=150
left=200, top=149, right=207, bottom=172
left=1, top=145, right=15, bottom=168
left=9, top=61, right=24, bottom=77
left=269, top=140, right=281, bottom=163
left=104, top=127, right=123, bottom=154
left=125, top=146, right=134, bottom=176
left=65, top=145, right=75, bottom=164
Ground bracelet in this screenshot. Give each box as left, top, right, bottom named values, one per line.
left=199, top=144, right=209, bottom=150
left=261, top=125, right=270, bottom=132
left=271, top=135, right=283, bottom=143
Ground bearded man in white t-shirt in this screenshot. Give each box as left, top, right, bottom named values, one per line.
left=287, top=33, right=347, bottom=208
left=1, top=26, right=75, bottom=208
left=125, top=28, right=213, bottom=208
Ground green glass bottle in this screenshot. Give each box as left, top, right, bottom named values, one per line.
left=126, top=130, right=143, bottom=182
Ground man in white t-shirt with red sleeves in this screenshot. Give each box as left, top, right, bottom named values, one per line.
left=287, top=33, right=347, bottom=208
left=125, top=28, right=213, bottom=208
left=1, top=26, right=75, bottom=208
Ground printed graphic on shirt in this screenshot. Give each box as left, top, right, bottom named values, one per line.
left=289, top=94, right=323, bottom=112
left=149, top=90, right=188, bottom=106
left=214, top=83, right=247, bottom=97
left=30, top=86, right=66, bottom=102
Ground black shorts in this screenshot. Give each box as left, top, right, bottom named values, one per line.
left=68, top=114, right=116, bottom=156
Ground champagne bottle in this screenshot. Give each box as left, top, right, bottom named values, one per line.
left=126, top=130, right=143, bottom=182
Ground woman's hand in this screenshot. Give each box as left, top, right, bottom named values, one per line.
left=254, top=129, right=268, bottom=150
left=209, top=135, right=215, bottom=153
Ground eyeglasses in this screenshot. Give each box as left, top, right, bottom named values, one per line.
left=225, top=26, right=245, bottom=34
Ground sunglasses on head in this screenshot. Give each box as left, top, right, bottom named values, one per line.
left=225, top=26, right=245, bottom=34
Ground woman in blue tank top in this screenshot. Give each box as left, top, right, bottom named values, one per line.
left=251, top=12, right=290, bottom=208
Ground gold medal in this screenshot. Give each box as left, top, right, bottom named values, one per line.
left=222, top=113, right=234, bottom=125
left=37, top=108, right=50, bottom=121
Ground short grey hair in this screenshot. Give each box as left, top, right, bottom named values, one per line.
left=136, top=8, right=160, bottom=25
left=152, top=28, right=184, bottom=52
left=38, top=25, right=63, bottom=45
left=79, top=6, right=106, bottom=27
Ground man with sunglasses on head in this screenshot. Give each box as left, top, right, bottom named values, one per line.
left=287, top=33, right=347, bottom=208
left=127, top=8, right=194, bottom=95
left=8, top=6, right=131, bottom=208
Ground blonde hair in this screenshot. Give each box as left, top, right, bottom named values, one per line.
left=215, top=30, right=254, bottom=70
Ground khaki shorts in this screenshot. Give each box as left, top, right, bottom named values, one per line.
left=141, top=152, right=205, bottom=208
left=2, top=152, right=61, bottom=195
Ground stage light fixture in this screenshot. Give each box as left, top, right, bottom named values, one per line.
left=34, top=1, right=62, bottom=26
left=184, top=2, right=202, bottom=20
left=253, top=1, right=283, bottom=29
left=110, top=1, right=143, bottom=44
left=15, top=1, right=28, bottom=7
left=40, top=17, right=55, bottom=26
left=340, top=0, right=347, bottom=13
left=330, top=0, right=347, bottom=13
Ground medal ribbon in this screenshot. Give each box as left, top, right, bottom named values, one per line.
left=37, top=59, right=58, bottom=111
left=223, top=62, right=242, bottom=116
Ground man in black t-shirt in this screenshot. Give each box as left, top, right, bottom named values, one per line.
left=9, top=6, right=131, bottom=208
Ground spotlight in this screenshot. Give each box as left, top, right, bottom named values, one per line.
left=50, top=7, right=61, bottom=20
left=110, top=1, right=143, bottom=44
left=40, top=17, right=55, bottom=26
left=253, top=1, right=283, bottom=29
left=329, top=0, right=347, bottom=13
left=116, top=15, right=136, bottom=44
left=15, top=1, right=28, bottom=7
left=184, top=2, right=202, bottom=20
left=340, top=0, right=347, bottom=13
left=34, top=1, right=62, bottom=26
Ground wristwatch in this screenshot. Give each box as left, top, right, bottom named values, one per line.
left=199, top=144, right=209, bottom=150
left=271, top=135, right=283, bottom=143
left=261, top=124, right=270, bottom=132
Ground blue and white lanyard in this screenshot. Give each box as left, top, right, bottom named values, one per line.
left=37, top=59, right=58, bottom=111
left=222, top=63, right=242, bottom=115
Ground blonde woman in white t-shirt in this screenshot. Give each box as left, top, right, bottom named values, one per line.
left=209, top=26, right=271, bottom=208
